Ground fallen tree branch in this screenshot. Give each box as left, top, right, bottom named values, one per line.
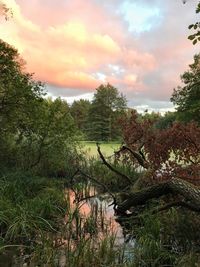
left=152, top=200, right=200, bottom=214
left=139, top=143, right=146, bottom=161
left=116, top=177, right=200, bottom=214
left=97, top=143, right=133, bottom=185
left=116, top=200, right=200, bottom=224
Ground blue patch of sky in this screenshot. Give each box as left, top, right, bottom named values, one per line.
left=93, top=72, right=106, bottom=82
left=119, top=1, right=163, bottom=33
left=108, top=64, right=125, bottom=74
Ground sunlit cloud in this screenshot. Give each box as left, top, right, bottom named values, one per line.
left=0, top=0, right=199, bottom=111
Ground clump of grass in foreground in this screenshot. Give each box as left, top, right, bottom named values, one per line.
left=125, top=209, right=200, bottom=267
left=32, top=232, right=131, bottom=267
left=0, top=172, right=67, bottom=265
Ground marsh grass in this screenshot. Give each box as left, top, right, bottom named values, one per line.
left=2, top=171, right=199, bottom=266
left=121, top=209, right=200, bottom=267
left=27, top=185, right=132, bottom=267
left=0, top=172, right=66, bottom=264
left=0, top=172, right=134, bottom=266
left=87, top=157, right=140, bottom=192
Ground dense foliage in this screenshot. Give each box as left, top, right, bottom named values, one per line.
left=69, top=84, right=127, bottom=141
left=70, top=99, right=91, bottom=138
left=171, top=54, right=200, bottom=123
left=119, top=110, right=200, bottom=186
left=0, top=39, right=80, bottom=176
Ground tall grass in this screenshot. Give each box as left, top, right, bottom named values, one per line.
left=0, top=172, right=133, bottom=266
left=121, top=209, right=200, bottom=267
left=0, top=172, right=66, bottom=264
left=87, top=156, right=140, bottom=192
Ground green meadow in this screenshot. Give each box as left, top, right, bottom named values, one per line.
left=79, top=141, right=121, bottom=158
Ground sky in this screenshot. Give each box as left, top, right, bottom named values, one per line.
left=0, top=0, right=199, bottom=113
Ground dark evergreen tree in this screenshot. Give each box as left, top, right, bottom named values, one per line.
left=87, top=84, right=127, bottom=141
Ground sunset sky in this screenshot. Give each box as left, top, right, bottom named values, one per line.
left=0, top=0, right=199, bottom=112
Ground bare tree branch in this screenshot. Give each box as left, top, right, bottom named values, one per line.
left=96, top=143, right=133, bottom=184
left=122, top=145, right=149, bottom=169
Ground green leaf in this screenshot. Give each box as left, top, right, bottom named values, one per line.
left=192, top=39, right=197, bottom=45
left=188, top=24, right=194, bottom=29
left=188, top=34, right=195, bottom=40
left=196, top=3, right=200, bottom=13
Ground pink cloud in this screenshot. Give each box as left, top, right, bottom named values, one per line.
left=122, top=50, right=157, bottom=71
left=0, top=0, right=198, bottom=110
left=1, top=0, right=151, bottom=91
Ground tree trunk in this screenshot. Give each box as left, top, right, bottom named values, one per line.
left=116, top=178, right=200, bottom=214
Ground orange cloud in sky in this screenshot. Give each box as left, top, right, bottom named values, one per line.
left=0, top=0, right=198, bottom=109
left=49, top=71, right=99, bottom=90
left=124, top=74, right=137, bottom=85
left=0, top=0, right=151, bottom=92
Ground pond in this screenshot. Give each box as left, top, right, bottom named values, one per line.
left=5, top=184, right=135, bottom=267
left=63, top=185, right=135, bottom=263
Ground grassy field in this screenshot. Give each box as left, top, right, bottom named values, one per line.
left=79, top=141, right=121, bottom=158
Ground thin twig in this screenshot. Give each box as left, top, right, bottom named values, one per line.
left=73, top=169, right=118, bottom=212
left=122, top=145, right=149, bottom=169
left=96, top=143, right=133, bottom=184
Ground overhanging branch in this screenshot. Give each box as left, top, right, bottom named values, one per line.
left=97, top=143, right=133, bottom=184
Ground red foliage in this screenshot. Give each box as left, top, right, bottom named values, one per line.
left=119, top=111, right=200, bottom=185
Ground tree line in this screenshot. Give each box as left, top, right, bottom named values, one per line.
left=1, top=37, right=199, bottom=172
left=70, top=84, right=127, bottom=141
left=70, top=52, right=200, bottom=140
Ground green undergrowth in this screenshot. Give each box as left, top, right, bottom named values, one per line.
left=1, top=171, right=200, bottom=266
left=120, top=208, right=200, bottom=267
left=0, top=172, right=132, bottom=266
left=0, top=172, right=66, bottom=265
left=0, top=173, right=65, bottom=239
left=85, top=157, right=141, bottom=192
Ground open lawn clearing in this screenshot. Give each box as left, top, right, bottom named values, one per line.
left=79, top=141, right=121, bottom=158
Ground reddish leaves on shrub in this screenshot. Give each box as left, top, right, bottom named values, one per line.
left=119, top=111, right=200, bottom=184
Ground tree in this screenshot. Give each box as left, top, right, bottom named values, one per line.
left=70, top=99, right=91, bottom=138
left=171, top=54, right=200, bottom=123
left=28, top=97, right=78, bottom=176
left=0, top=39, right=79, bottom=175
left=96, top=110, right=200, bottom=214
left=87, top=84, right=127, bottom=141
left=0, top=39, right=45, bottom=166
left=155, top=112, right=177, bottom=129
